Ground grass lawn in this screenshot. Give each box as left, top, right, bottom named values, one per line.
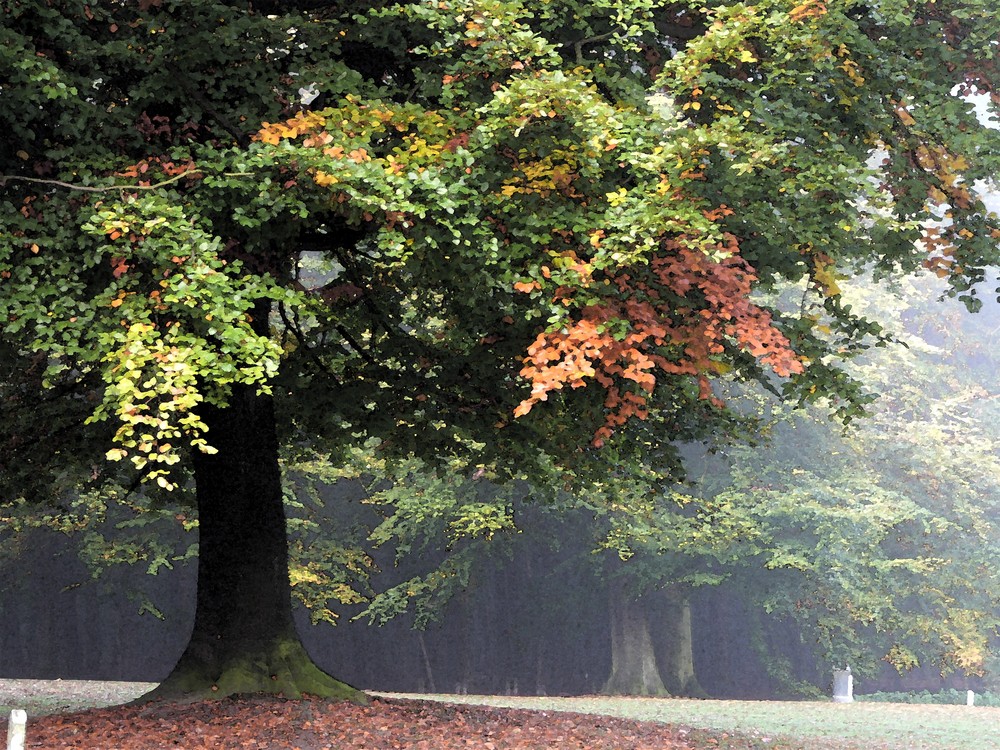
left=377, top=692, right=1000, bottom=750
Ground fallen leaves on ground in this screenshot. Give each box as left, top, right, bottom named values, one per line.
left=2, top=695, right=774, bottom=750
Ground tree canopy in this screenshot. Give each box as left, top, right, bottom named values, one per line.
left=2, top=0, right=999, bottom=700
left=4, top=0, right=998, bottom=489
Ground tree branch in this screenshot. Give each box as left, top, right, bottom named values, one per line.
left=277, top=302, right=343, bottom=386
left=0, top=169, right=200, bottom=194
left=183, top=85, right=252, bottom=148
left=335, top=323, right=382, bottom=368
left=654, top=20, right=706, bottom=42
left=565, top=32, right=615, bottom=64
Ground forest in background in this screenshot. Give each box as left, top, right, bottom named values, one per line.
left=4, top=272, right=999, bottom=700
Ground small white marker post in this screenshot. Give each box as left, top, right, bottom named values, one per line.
left=967, top=690, right=975, bottom=707
left=6, top=709, right=26, bottom=750
left=832, top=667, right=854, bottom=703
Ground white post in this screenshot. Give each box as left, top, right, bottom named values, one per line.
left=832, top=667, right=854, bottom=703
left=6, top=709, right=26, bottom=750
left=967, top=690, right=975, bottom=706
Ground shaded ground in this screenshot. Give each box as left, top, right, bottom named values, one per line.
left=2, top=694, right=758, bottom=750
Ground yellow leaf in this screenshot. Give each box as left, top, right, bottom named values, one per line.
left=606, top=188, right=628, bottom=207
left=813, top=259, right=842, bottom=296
left=313, top=171, right=339, bottom=186
left=927, top=186, right=948, bottom=204
left=949, top=154, right=969, bottom=171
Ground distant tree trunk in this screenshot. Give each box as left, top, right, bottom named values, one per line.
left=658, top=589, right=706, bottom=697
left=417, top=631, right=437, bottom=693
left=141, top=383, right=364, bottom=702
left=602, top=579, right=667, bottom=696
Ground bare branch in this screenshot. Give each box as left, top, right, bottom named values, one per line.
left=182, top=85, right=252, bottom=148
left=0, top=169, right=200, bottom=194
left=565, top=32, right=615, bottom=64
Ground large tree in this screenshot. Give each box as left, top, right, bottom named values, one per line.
left=2, top=0, right=999, bottom=701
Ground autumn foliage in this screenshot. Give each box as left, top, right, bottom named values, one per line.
left=5, top=0, right=998, bottom=472
left=516, top=233, right=804, bottom=445
left=254, top=96, right=807, bottom=447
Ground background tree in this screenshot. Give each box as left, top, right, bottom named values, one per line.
left=2, top=0, right=999, bottom=702
left=697, top=273, right=1000, bottom=690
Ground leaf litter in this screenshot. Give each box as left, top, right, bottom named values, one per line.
left=2, top=695, right=777, bottom=750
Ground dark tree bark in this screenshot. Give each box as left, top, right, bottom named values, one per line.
left=141, top=383, right=364, bottom=702
left=602, top=580, right=667, bottom=696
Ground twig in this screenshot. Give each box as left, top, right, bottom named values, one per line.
left=568, top=32, right=615, bottom=64
left=183, top=84, right=252, bottom=148
left=0, top=169, right=201, bottom=193
left=277, top=301, right=343, bottom=386
left=335, top=323, right=381, bottom=368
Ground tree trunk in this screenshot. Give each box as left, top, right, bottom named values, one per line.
left=602, top=580, right=667, bottom=696
left=140, top=383, right=365, bottom=703
left=657, top=589, right=707, bottom=697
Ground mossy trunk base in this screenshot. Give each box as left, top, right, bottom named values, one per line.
left=138, top=633, right=365, bottom=703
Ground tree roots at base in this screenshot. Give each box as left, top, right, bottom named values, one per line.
left=133, top=637, right=368, bottom=705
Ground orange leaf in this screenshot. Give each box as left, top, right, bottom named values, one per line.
left=789, top=0, right=826, bottom=21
